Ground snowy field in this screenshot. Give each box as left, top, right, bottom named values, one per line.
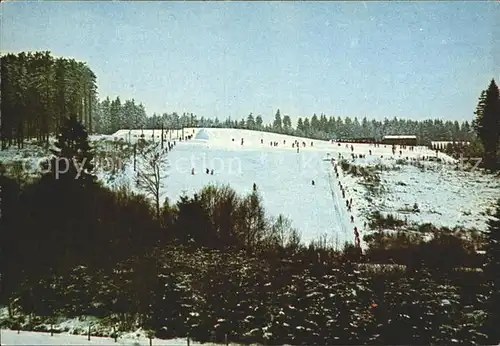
left=1, top=127, right=499, bottom=247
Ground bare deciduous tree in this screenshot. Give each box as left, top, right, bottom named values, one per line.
left=136, top=143, right=168, bottom=219
left=268, top=214, right=301, bottom=251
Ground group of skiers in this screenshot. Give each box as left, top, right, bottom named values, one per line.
left=191, top=168, right=214, bottom=175
left=391, top=144, right=415, bottom=155
left=232, top=137, right=321, bottom=155
left=165, top=141, right=175, bottom=152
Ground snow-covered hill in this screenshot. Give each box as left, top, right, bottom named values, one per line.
left=1, top=127, right=498, bottom=247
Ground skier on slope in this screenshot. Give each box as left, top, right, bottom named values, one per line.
left=354, top=227, right=360, bottom=247
left=312, top=180, right=315, bottom=186
left=253, top=183, right=257, bottom=191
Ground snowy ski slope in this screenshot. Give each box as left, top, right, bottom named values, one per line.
left=1, top=127, right=498, bottom=248
left=107, top=127, right=499, bottom=246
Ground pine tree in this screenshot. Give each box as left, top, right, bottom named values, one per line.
left=246, top=113, right=255, bottom=129
left=282, top=115, right=292, bottom=134
left=255, top=115, right=263, bottom=129
left=46, top=115, right=95, bottom=187
left=149, top=270, right=191, bottom=339
left=273, top=109, right=282, bottom=132
left=473, top=79, right=500, bottom=170
left=483, top=200, right=500, bottom=344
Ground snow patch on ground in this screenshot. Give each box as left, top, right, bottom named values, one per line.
left=0, top=329, right=242, bottom=345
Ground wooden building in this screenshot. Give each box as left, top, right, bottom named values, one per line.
left=381, top=135, right=417, bottom=146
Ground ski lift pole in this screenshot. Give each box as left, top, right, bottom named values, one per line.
left=134, top=143, right=137, bottom=171
left=161, top=122, right=164, bottom=149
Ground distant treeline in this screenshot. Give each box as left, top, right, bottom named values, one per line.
left=0, top=51, right=488, bottom=152
left=134, top=110, right=476, bottom=146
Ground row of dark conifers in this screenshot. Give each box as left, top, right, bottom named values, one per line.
left=332, top=135, right=418, bottom=146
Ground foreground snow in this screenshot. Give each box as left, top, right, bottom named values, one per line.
left=0, top=329, right=241, bottom=345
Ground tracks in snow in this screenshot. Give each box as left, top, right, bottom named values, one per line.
left=327, top=168, right=350, bottom=244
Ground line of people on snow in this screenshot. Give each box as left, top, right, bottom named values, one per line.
left=233, top=137, right=316, bottom=152
left=333, top=159, right=361, bottom=248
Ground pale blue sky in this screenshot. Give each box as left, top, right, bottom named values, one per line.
left=1, top=1, right=499, bottom=123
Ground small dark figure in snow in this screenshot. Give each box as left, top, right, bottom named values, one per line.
left=351, top=215, right=354, bottom=223
left=292, top=143, right=295, bottom=148
left=346, top=199, right=349, bottom=208
left=349, top=198, right=352, bottom=206
left=399, top=150, right=402, bottom=156
left=351, top=145, right=354, bottom=152
left=369, top=150, right=372, bottom=155
left=354, top=227, right=360, bottom=247
left=261, top=139, right=263, bottom=144
left=297, top=147, right=300, bottom=153
left=342, top=190, right=345, bottom=199
left=191, top=168, right=195, bottom=175
left=284, top=140, right=286, bottom=145
left=210, top=169, right=214, bottom=175
left=312, top=180, right=315, bottom=186
left=311, top=141, right=313, bottom=147
left=206, top=168, right=209, bottom=174
left=253, top=183, right=257, bottom=191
